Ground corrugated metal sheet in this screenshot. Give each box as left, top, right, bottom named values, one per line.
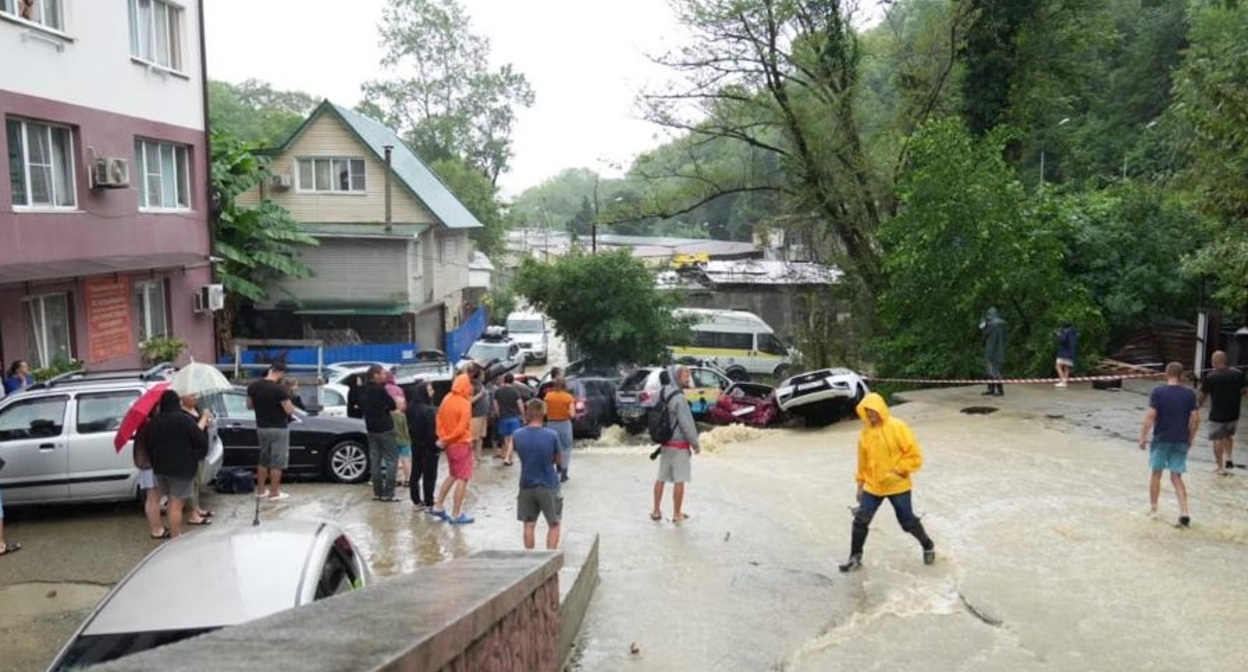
left=273, top=238, right=409, bottom=306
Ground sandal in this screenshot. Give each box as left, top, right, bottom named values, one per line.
left=0, top=541, right=21, bottom=556
left=672, top=513, right=691, bottom=522
left=650, top=512, right=662, bottom=521
left=187, top=518, right=213, bottom=526
left=150, top=529, right=171, bottom=540
left=197, top=510, right=215, bottom=518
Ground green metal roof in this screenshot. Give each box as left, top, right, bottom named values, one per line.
left=275, top=101, right=483, bottom=231
left=300, top=222, right=429, bottom=239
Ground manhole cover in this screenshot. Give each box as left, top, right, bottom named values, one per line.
left=960, top=406, right=998, bottom=415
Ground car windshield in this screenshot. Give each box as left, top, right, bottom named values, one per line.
left=50, top=628, right=217, bottom=670
left=507, top=319, right=543, bottom=333
left=467, top=342, right=510, bottom=361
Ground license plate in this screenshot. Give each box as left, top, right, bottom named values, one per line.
left=799, top=381, right=826, bottom=391
left=618, top=395, right=637, bottom=403
left=620, top=408, right=643, bottom=418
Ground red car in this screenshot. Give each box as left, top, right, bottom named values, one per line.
left=708, top=382, right=780, bottom=428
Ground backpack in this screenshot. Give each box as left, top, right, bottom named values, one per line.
left=647, top=388, right=679, bottom=445
left=213, top=467, right=256, bottom=494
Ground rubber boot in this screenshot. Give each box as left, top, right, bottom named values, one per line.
left=982, top=383, right=995, bottom=396
left=840, top=519, right=869, bottom=572
left=904, top=520, right=936, bottom=565
left=994, top=383, right=1004, bottom=397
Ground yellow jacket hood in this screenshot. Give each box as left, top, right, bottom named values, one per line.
left=854, top=393, right=923, bottom=497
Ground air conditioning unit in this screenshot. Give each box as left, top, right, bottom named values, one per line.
left=92, top=157, right=130, bottom=189
left=193, top=284, right=225, bottom=313
left=270, top=173, right=293, bottom=190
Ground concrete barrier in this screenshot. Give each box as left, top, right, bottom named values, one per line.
left=558, top=533, right=601, bottom=666
left=94, top=550, right=564, bottom=672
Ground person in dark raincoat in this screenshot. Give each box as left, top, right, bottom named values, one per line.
left=980, top=308, right=1006, bottom=396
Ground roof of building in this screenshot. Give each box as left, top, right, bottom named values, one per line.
left=700, top=260, right=841, bottom=286
left=274, top=101, right=482, bottom=230
left=469, top=251, right=495, bottom=271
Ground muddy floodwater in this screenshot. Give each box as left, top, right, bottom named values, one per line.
left=2, top=380, right=1246, bottom=671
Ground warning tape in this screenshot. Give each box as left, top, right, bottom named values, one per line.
left=864, top=372, right=1164, bottom=386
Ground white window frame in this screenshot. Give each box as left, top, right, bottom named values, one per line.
left=0, top=0, right=66, bottom=33
left=25, top=292, right=73, bottom=368
left=127, top=0, right=183, bottom=72
left=7, top=118, right=77, bottom=210
left=295, top=157, right=367, bottom=194
left=134, top=138, right=190, bottom=210
left=134, top=279, right=168, bottom=341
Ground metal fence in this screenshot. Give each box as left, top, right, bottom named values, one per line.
left=444, top=307, right=488, bottom=361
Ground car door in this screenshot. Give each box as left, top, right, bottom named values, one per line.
left=67, top=388, right=141, bottom=501
left=687, top=368, right=729, bottom=417
left=0, top=394, right=70, bottom=504
left=213, top=389, right=259, bottom=468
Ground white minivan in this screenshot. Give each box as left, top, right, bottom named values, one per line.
left=669, top=308, right=793, bottom=380
left=506, top=311, right=549, bottom=364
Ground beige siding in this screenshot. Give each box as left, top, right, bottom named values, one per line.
left=270, top=239, right=411, bottom=306
left=238, top=114, right=438, bottom=225
left=432, top=229, right=471, bottom=320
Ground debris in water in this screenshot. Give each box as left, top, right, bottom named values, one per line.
left=699, top=424, right=771, bottom=453
left=629, top=642, right=641, bottom=655
left=724, top=531, right=731, bottom=542
left=960, top=406, right=998, bottom=415
left=46, top=590, right=57, bottom=599
left=959, top=593, right=1003, bottom=627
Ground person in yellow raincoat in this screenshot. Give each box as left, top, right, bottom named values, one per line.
left=839, top=392, right=936, bottom=572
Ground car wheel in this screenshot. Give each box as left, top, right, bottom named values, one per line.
left=727, top=367, right=750, bottom=382
left=773, top=364, right=790, bottom=380
left=326, top=439, right=370, bottom=483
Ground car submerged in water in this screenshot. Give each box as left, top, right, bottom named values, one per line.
left=774, top=368, right=868, bottom=426
left=45, top=519, right=370, bottom=671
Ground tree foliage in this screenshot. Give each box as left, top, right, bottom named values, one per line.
left=208, top=79, right=320, bottom=146
left=362, top=0, right=535, bottom=185
left=513, top=251, right=689, bottom=365
left=427, top=155, right=507, bottom=259
left=210, top=130, right=318, bottom=349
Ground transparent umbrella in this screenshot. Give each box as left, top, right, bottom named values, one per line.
left=169, top=362, right=233, bottom=397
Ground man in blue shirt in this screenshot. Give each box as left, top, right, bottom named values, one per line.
left=1139, top=362, right=1200, bottom=527
left=512, top=399, right=562, bottom=550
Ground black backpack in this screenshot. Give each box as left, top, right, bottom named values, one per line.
left=213, top=467, right=256, bottom=494
left=647, top=388, right=679, bottom=444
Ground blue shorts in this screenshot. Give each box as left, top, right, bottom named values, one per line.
left=1149, top=440, right=1188, bottom=474
left=398, top=444, right=412, bottom=458
left=498, top=416, right=523, bottom=439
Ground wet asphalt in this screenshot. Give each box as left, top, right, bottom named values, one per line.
left=2, top=377, right=1246, bottom=671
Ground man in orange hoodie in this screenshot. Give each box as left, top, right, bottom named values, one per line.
left=839, top=392, right=936, bottom=572
left=429, top=371, right=476, bottom=524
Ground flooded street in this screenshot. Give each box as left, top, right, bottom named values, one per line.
left=2, top=379, right=1246, bottom=670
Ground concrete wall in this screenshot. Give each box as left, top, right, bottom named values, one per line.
left=433, top=229, right=471, bottom=323
left=0, top=0, right=205, bottom=130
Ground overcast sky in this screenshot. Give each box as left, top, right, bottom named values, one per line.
left=203, top=0, right=687, bottom=196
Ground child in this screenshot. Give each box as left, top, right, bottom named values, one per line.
left=839, top=392, right=935, bottom=572
left=511, top=398, right=563, bottom=549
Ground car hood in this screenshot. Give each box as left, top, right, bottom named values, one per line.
left=82, top=520, right=337, bottom=635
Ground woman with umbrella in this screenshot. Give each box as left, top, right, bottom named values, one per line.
left=144, top=390, right=210, bottom=538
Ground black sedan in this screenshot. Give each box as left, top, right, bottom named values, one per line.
left=207, top=388, right=370, bottom=483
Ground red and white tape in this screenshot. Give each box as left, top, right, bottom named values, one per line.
left=864, top=372, right=1163, bottom=386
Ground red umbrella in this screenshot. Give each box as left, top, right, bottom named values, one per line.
left=113, top=382, right=171, bottom=452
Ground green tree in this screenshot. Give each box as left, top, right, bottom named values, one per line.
left=208, top=79, right=320, bottom=146
left=211, top=130, right=319, bottom=350
left=428, top=155, right=507, bottom=259
left=567, top=196, right=594, bottom=237
left=362, top=0, right=535, bottom=185
left=876, top=119, right=1104, bottom=379
left=513, top=251, right=690, bottom=364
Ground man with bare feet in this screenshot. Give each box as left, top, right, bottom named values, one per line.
left=1140, top=362, right=1199, bottom=527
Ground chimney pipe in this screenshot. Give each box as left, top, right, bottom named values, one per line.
left=383, top=145, right=393, bottom=231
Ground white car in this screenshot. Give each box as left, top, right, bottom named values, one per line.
left=460, top=338, right=525, bottom=378
left=46, top=519, right=370, bottom=671
left=506, top=311, right=549, bottom=364
left=774, top=368, right=868, bottom=426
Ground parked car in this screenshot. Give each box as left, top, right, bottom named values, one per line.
left=45, top=519, right=370, bottom=671
left=460, top=328, right=524, bottom=378
left=393, top=350, right=454, bottom=383
left=506, top=311, right=549, bottom=364
left=0, top=372, right=222, bottom=507
left=206, top=388, right=370, bottom=483
left=774, top=368, right=868, bottom=426
left=615, top=365, right=732, bottom=434
left=326, top=361, right=393, bottom=375
left=708, top=382, right=781, bottom=428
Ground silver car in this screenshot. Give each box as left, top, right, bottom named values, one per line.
left=0, top=372, right=222, bottom=506
left=46, top=519, right=370, bottom=670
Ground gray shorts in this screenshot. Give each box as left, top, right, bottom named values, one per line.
left=138, top=468, right=156, bottom=491
left=257, top=428, right=291, bottom=469
left=657, top=447, right=692, bottom=483
left=1208, top=421, right=1238, bottom=441
left=517, top=487, right=562, bottom=525
left=156, top=474, right=193, bottom=500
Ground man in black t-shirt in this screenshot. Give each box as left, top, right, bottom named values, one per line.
left=1198, top=350, right=1246, bottom=475
left=493, top=374, right=525, bottom=465
left=360, top=365, right=400, bottom=501
left=247, top=363, right=297, bottom=500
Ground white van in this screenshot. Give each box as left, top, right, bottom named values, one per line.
left=670, top=308, right=792, bottom=380
left=506, top=311, right=549, bottom=364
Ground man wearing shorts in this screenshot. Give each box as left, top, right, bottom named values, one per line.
left=132, top=412, right=167, bottom=538
left=512, top=399, right=563, bottom=549
left=145, top=390, right=210, bottom=538
left=493, top=373, right=525, bottom=466
left=1198, top=350, right=1245, bottom=475
left=470, top=368, right=490, bottom=460
left=430, top=371, right=476, bottom=524
left=651, top=367, right=700, bottom=523
left=247, top=363, right=296, bottom=501
left=1139, top=362, right=1199, bottom=527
